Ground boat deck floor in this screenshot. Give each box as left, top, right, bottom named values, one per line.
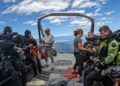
left=27, top=53, right=83, bottom=86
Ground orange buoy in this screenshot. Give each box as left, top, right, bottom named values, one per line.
left=37, top=53, right=42, bottom=59
left=114, top=79, right=119, bottom=86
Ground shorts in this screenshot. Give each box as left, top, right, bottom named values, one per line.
left=44, top=48, right=53, bottom=57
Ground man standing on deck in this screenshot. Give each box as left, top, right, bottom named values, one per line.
left=42, top=28, right=55, bottom=66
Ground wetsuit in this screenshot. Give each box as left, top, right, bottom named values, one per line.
left=84, top=38, right=119, bottom=86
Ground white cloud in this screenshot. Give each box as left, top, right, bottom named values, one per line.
left=96, top=20, right=112, bottom=27
left=45, top=10, right=85, bottom=25
left=46, top=10, right=85, bottom=24
left=50, top=18, right=61, bottom=23
left=71, top=0, right=84, bottom=8
left=94, top=12, right=102, bottom=16
left=86, top=13, right=94, bottom=17
left=96, top=16, right=113, bottom=27
left=71, top=0, right=108, bottom=18
left=70, top=19, right=91, bottom=29
left=80, top=1, right=99, bottom=8
left=1, top=0, right=15, bottom=3
left=96, top=12, right=113, bottom=27
left=44, top=10, right=86, bottom=24
left=2, top=0, right=110, bottom=27
left=0, top=21, right=5, bottom=25
left=24, top=20, right=37, bottom=26
left=45, top=16, right=68, bottom=24
left=70, top=18, right=90, bottom=28
left=101, top=17, right=107, bottom=20
left=70, top=20, right=88, bottom=25
left=50, top=18, right=64, bottom=24
left=2, top=0, right=69, bottom=15
left=71, top=0, right=105, bottom=9
left=68, top=10, right=85, bottom=14
left=2, top=0, right=108, bottom=16
left=97, top=0, right=108, bottom=4
left=85, top=12, right=102, bottom=17
left=105, top=10, right=115, bottom=15
left=96, top=21, right=107, bottom=27
left=99, top=17, right=112, bottom=20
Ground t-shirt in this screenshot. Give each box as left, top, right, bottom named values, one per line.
left=43, top=34, right=55, bottom=45
left=74, top=37, right=82, bottom=52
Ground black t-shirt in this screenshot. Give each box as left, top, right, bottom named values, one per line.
left=23, top=37, right=37, bottom=55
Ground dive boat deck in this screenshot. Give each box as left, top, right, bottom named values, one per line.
left=27, top=53, right=83, bottom=86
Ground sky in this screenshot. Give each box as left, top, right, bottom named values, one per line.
left=0, top=0, right=120, bottom=38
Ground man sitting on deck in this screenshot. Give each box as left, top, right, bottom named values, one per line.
left=84, top=25, right=119, bottom=86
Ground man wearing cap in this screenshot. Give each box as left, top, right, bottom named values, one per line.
left=23, top=30, right=42, bottom=77
left=0, top=26, right=13, bottom=40
left=84, top=25, right=119, bottom=86
left=42, top=28, right=55, bottom=66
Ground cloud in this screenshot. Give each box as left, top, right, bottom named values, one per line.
left=94, top=12, right=102, bottom=16
left=93, top=0, right=107, bottom=16
left=96, top=21, right=108, bottom=27
left=2, top=0, right=108, bottom=16
left=0, top=21, right=5, bottom=25
left=70, top=19, right=91, bottom=29
left=1, top=0, right=15, bottom=3
left=99, top=17, right=112, bottom=21
left=105, top=10, right=115, bottom=15
left=45, top=10, right=86, bottom=24
left=71, top=0, right=106, bottom=9
left=24, top=20, right=37, bottom=26
left=71, top=0, right=84, bottom=8
left=97, top=0, right=108, bottom=4
left=68, top=10, right=85, bottom=14
left=2, top=0, right=69, bottom=15
left=2, top=0, right=110, bottom=28
left=95, top=7, right=101, bottom=13
left=72, top=0, right=107, bottom=8
left=85, top=12, right=102, bottom=17
left=96, top=20, right=112, bottom=27
left=49, top=18, right=64, bottom=24
left=80, top=1, right=99, bottom=8
left=70, top=18, right=91, bottom=28
left=86, top=13, right=94, bottom=17
left=70, top=20, right=88, bottom=25
left=71, top=0, right=108, bottom=18
left=45, top=16, right=68, bottom=24
left=96, top=15, right=113, bottom=27
left=100, top=17, right=107, bottom=20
